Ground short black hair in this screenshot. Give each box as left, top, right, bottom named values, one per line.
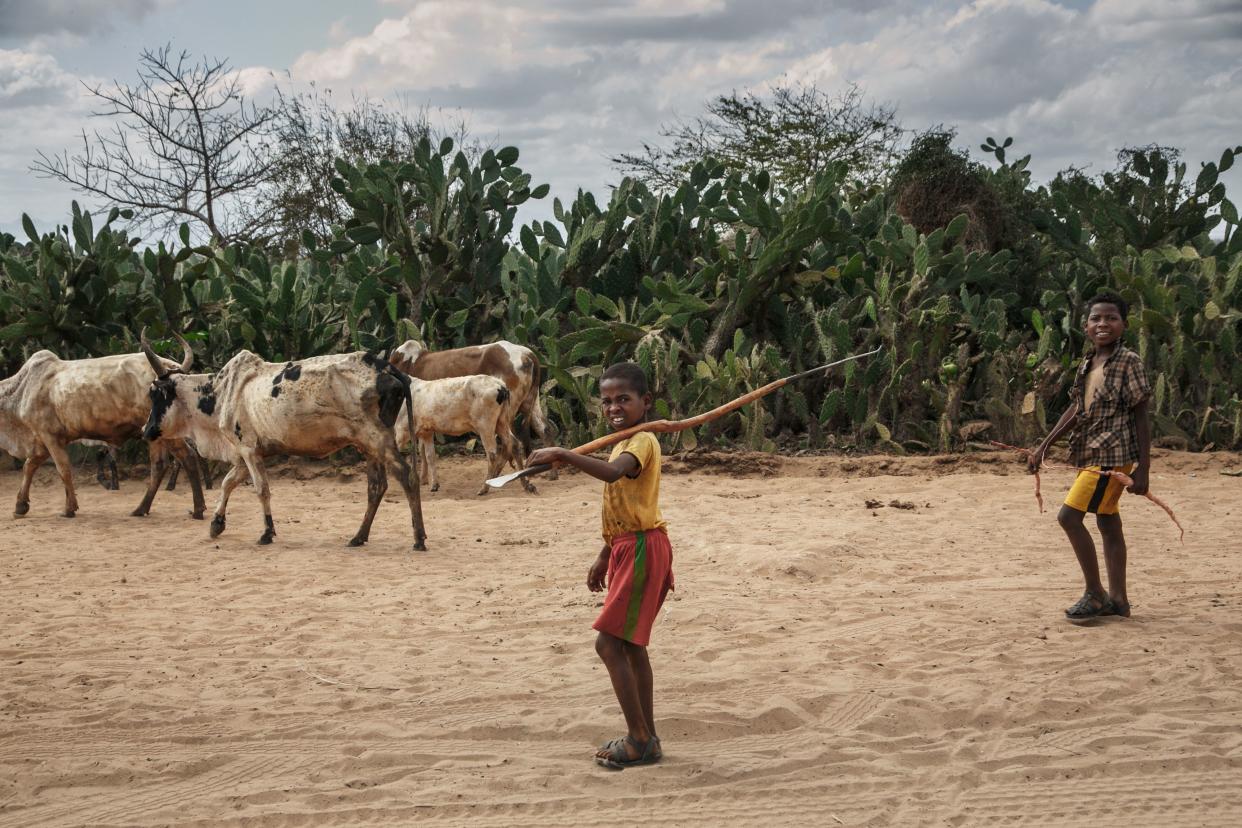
left=601, top=362, right=649, bottom=395
left=1085, top=291, right=1129, bottom=322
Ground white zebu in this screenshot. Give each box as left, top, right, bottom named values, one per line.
left=389, top=340, right=550, bottom=490
left=0, top=339, right=206, bottom=519
left=140, top=339, right=427, bottom=549
left=394, top=374, right=516, bottom=495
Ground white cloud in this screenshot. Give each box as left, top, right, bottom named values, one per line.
left=786, top=0, right=1242, bottom=181
left=0, top=48, right=78, bottom=108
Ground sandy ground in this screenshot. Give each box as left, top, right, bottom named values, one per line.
left=1, top=448, right=1240, bottom=827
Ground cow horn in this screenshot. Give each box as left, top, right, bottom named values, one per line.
left=173, top=331, right=194, bottom=373
left=139, top=327, right=169, bottom=378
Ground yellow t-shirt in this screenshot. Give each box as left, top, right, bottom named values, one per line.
left=601, top=431, right=667, bottom=542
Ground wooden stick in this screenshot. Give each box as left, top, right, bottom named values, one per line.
left=487, top=347, right=883, bottom=488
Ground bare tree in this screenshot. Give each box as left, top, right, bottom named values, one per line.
left=255, top=85, right=485, bottom=255
left=31, top=45, right=278, bottom=244
left=614, top=82, right=903, bottom=193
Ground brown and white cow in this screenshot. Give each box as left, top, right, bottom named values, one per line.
left=388, top=340, right=551, bottom=490
left=0, top=340, right=207, bottom=519
left=394, top=374, right=516, bottom=495
left=141, top=341, right=427, bottom=550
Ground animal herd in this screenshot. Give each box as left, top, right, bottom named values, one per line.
left=0, top=335, right=551, bottom=551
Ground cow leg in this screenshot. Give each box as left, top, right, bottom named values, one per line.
left=45, top=442, right=78, bottom=517
left=131, top=444, right=173, bottom=517
left=14, top=448, right=48, bottom=517
left=477, top=422, right=507, bottom=496
left=165, top=460, right=180, bottom=491
left=421, top=434, right=439, bottom=492
left=199, top=456, right=215, bottom=490
left=95, top=448, right=118, bottom=490
left=239, top=452, right=276, bottom=545
left=168, top=442, right=207, bottom=520
left=209, top=464, right=250, bottom=538
left=504, top=419, right=538, bottom=494
left=348, top=460, right=387, bottom=547
left=382, top=441, right=426, bottom=552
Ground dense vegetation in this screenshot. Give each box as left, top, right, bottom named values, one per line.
left=3, top=133, right=1240, bottom=455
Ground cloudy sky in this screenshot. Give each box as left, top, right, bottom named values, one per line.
left=1, top=0, right=1240, bottom=237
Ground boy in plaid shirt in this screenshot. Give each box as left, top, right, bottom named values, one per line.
left=1029, top=293, right=1151, bottom=622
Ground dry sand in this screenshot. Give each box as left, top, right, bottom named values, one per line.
left=1, top=449, right=1240, bottom=826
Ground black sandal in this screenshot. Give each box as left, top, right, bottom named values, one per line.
left=595, top=735, right=659, bottom=770
left=1101, top=599, right=1131, bottom=618
left=1065, top=591, right=1108, bottom=623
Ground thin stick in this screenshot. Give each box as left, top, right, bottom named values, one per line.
left=488, top=347, right=883, bottom=488
left=990, top=441, right=1184, bottom=542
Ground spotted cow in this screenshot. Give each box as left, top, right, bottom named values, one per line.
left=141, top=341, right=427, bottom=550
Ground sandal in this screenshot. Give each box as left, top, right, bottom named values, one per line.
left=595, top=735, right=659, bottom=770
left=1101, top=599, right=1131, bottom=618
left=1065, top=591, right=1108, bottom=623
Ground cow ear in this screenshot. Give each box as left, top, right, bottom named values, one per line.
left=139, top=327, right=169, bottom=379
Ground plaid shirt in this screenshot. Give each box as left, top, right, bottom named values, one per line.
left=1067, top=344, right=1151, bottom=467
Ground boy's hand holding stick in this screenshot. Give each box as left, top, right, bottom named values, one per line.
left=992, top=440, right=1183, bottom=542
left=486, top=347, right=883, bottom=489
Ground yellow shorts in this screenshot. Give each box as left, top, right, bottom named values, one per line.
left=1063, top=464, right=1134, bottom=515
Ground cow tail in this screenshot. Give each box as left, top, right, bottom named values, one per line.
left=528, top=359, right=550, bottom=440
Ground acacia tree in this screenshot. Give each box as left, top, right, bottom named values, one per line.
left=32, top=45, right=278, bottom=244
left=613, top=82, right=903, bottom=193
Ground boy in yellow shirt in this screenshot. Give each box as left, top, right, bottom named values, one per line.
left=527, top=362, right=673, bottom=769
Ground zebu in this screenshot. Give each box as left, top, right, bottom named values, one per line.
left=140, top=339, right=426, bottom=549
left=0, top=340, right=206, bottom=519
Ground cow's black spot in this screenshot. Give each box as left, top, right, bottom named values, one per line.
left=271, top=385, right=281, bottom=398
left=495, top=386, right=510, bottom=406
left=197, top=385, right=216, bottom=416
left=144, top=377, right=179, bottom=441
left=375, top=370, right=406, bottom=428
left=284, top=362, right=301, bottom=381
left=234, top=422, right=242, bottom=438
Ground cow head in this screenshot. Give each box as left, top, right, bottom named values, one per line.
left=389, top=339, right=426, bottom=374
left=140, top=329, right=194, bottom=441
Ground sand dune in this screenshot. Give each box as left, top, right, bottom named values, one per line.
left=1, top=449, right=1240, bottom=826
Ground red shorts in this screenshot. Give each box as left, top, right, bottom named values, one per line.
left=593, top=528, right=674, bottom=647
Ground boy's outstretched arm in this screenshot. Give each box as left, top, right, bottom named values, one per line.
left=1128, top=399, right=1151, bottom=495
left=526, top=446, right=639, bottom=484
left=1029, top=402, right=1079, bottom=472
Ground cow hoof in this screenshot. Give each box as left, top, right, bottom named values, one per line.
left=347, top=536, right=367, bottom=547
left=258, top=532, right=275, bottom=545
left=209, top=516, right=226, bottom=538
left=14, top=502, right=29, bottom=517
left=63, top=511, right=76, bottom=518
left=413, top=539, right=427, bottom=552
left=430, top=484, right=440, bottom=493
left=476, top=486, right=489, bottom=496
left=189, top=510, right=205, bottom=521
left=131, top=508, right=149, bottom=518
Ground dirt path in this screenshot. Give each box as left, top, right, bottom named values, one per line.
left=2, top=450, right=1240, bottom=826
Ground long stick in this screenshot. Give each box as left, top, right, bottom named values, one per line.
left=487, top=347, right=883, bottom=488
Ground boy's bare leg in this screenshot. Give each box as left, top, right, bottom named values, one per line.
left=1096, top=513, right=1129, bottom=610
left=595, top=632, right=652, bottom=760
left=625, top=646, right=658, bottom=748
left=1057, top=505, right=1107, bottom=603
